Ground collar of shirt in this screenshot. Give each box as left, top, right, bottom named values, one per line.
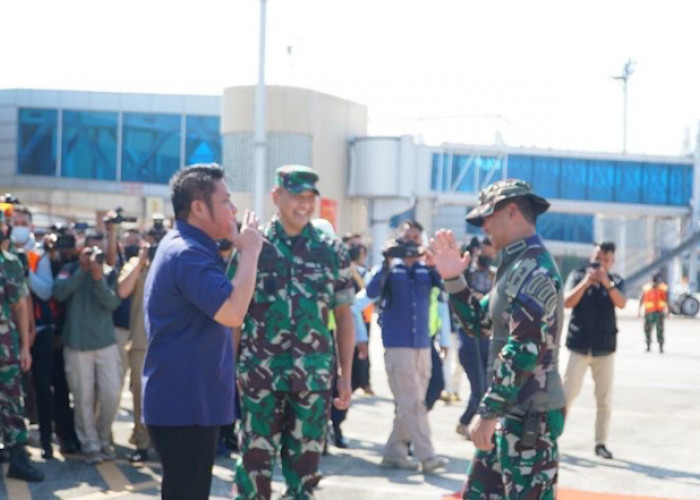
left=175, top=220, right=220, bottom=258
left=498, top=234, right=543, bottom=271
left=265, top=216, right=318, bottom=246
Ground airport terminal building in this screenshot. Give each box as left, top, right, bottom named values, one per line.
left=0, top=86, right=698, bottom=288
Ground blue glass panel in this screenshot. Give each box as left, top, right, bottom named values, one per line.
left=17, top=108, right=57, bottom=176
left=641, top=164, right=669, bottom=204
left=559, top=159, right=587, bottom=200
left=477, top=156, right=505, bottom=190
left=431, top=153, right=440, bottom=191
left=507, top=155, right=534, bottom=184
left=668, top=164, right=691, bottom=206
left=587, top=160, right=616, bottom=201
left=440, top=153, right=450, bottom=191
left=61, top=111, right=117, bottom=180
left=537, top=212, right=594, bottom=243
left=531, top=156, right=560, bottom=198
left=185, top=115, right=221, bottom=165
left=614, top=161, right=642, bottom=203
left=121, top=113, right=181, bottom=184
left=452, top=155, right=476, bottom=193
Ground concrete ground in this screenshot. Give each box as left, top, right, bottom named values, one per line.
left=2, top=302, right=699, bottom=499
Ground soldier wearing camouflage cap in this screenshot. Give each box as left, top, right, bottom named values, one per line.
left=232, top=165, right=355, bottom=499
left=431, top=178, right=565, bottom=498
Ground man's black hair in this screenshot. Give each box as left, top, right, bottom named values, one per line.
left=597, top=241, right=616, bottom=254
left=170, top=164, right=225, bottom=221
left=498, top=196, right=537, bottom=225
left=400, top=220, right=424, bottom=233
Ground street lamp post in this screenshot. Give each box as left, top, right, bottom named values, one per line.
left=253, top=0, right=267, bottom=217
left=612, top=58, right=636, bottom=154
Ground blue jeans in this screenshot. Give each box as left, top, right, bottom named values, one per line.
left=458, top=330, right=489, bottom=426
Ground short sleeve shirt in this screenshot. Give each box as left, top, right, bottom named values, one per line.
left=142, top=221, right=234, bottom=426
left=233, top=218, right=354, bottom=393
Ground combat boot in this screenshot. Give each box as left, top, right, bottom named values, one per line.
left=7, top=444, right=44, bottom=482
left=659, top=343, right=664, bottom=354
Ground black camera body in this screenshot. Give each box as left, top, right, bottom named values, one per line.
left=590, top=261, right=601, bottom=270
left=86, top=246, right=106, bottom=265
left=55, top=234, right=76, bottom=250
left=104, top=207, right=137, bottom=225
left=217, top=238, right=233, bottom=252
left=382, top=239, right=423, bottom=259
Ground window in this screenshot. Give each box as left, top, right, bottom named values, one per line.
left=185, top=116, right=221, bottom=166
left=61, top=110, right=118, bottom=180
left=121, top=113, right=181, bottom=184
left=537, top=212, right=594, bottom=243
left=17, top=108, right=57, bottom=176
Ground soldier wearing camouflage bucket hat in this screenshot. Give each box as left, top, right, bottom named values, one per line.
left=430, top=179, right=566, bottom=498
left=232, top=165, right=355, bottom=500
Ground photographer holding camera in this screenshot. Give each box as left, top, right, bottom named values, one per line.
left=562, top=241, right=626, bottom=460
left=366, top=232, right=449, bottom=474
left=53, top=235, right=122, bottom=464
left=116, top=231, right=153, bottom=463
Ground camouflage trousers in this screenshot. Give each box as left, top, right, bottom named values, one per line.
left=464, top=409, right=565, bottom=500
left=0, top=331, right=28, bottom=447
left=644, top=312, right=664, bottom=346
left=235, top=388, right=330, bottom=500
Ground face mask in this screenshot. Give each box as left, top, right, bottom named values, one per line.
left=124, top=244, right=140, bottom=260
left=477, top=255, right=493, bottom=269
left=10, top=226, right=31, bottom=246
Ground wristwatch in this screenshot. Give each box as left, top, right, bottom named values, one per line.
left=607, top=281, right=616, bottom=291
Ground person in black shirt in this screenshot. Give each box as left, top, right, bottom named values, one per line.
left=562, top=241, right=627, bottom=460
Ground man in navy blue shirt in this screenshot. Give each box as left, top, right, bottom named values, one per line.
left=143, top=164, right=263, bottom=500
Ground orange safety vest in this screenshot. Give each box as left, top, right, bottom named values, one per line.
left=641, top=283, right=668, bottom=314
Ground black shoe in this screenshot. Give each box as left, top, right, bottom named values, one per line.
left=332, top=425, right=349, bottom=449
left=7, top=445, right=44, bottom=482
left=41, top=444, right=54, bottom=460
left=646, top=344, right=651, bottom=352
left=659, top=344, right=664, bottom=354
left=128, top=449, right=149, bottom=463
left=59, top=438, right=80, bottom=455
left=595, top=444, right=613, bottom=459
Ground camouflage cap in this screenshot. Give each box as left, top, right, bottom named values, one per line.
left=275, top=165, right=320, bottom=195
left=466, top=178, right=550, bottom=227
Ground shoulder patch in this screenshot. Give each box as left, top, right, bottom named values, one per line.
left=504, top=258, right=538, bottom=298
left=522, top=272, right=558, bottom=314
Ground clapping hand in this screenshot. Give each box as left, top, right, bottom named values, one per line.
left=430, top=230, right=471, bottom=280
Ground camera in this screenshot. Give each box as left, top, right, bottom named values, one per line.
left=382, top=239, right=423, bottom=259
left=148, top=214, right=168, bottom=243
left=103, top=207, right=137, bottom=225
left=217, top=238, right=233, bottom=252
left=86, top=246, right=106, bottom=265
left=590, top=261, right=601, bottom=270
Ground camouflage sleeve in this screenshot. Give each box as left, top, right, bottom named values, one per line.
left=444, top=274, right=491, bottom=338
left=333, top=241, right=354, bottom=308
left=479, top=265, right=559, bottom=418
left=5, top=254, right=29, bottom=300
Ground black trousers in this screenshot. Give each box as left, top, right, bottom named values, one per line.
left=31, top=329, right=54, bottom=447
left=148, top=425, right=219, bottom=500
left=52, top=344, right=78, bottom=445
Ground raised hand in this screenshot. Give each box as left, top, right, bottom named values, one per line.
left=430, top=229, right=471, bottom=280
left=232, top=209, right=264, bottom=256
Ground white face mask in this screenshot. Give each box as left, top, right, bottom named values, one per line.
left=10, top=226, right=31, bottom=245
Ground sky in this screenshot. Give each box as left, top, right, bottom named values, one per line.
left=2, top=0, right=700, bottom=157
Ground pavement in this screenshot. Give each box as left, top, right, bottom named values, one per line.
left=2, top=302, right=700, bottom=499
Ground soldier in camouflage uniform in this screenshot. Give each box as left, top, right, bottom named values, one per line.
left=430, top=179, right=566, bottom=499
left=0, top=210, right=44, bottom=481
left=233, top=165, right=355, bottom=500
